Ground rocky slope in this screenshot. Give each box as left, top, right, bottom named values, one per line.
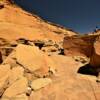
left=0, top=0, right=77, bottom=42
left=0, top=0, right=100, bottom=100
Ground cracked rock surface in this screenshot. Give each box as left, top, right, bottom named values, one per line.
left=0, top=1, right=100, bottom=100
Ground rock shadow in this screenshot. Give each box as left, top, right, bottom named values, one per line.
left=78, top=64, right=98, bottom=76
left=34, top=42, right=44, bottom=50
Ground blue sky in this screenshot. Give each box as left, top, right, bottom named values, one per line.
left=14, top=0, right=100, bottom=33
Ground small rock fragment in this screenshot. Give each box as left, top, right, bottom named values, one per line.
left=31, top=78, right=52, bottom=90
left=3, top=77, right=28, bottom=98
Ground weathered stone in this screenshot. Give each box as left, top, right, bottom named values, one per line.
left=0, top=1, right=100, bottom=99
left=0, top=64, right=11, bottom=79
left=42, top=46, right=57, bottom=52
left=13, top=94, right=28, bottom=100
left=0, top=75, right=9, bottom=97
left=33, top=55, right=55, bottom=77
left=89, top=36, right=100, bottom=82
left=34, top=55, right=70, bottom=78
left=31, top=78, right=52, bottom=90
left=1, top=94, right=28, bottom=100
left=63, top=35, right=98, bottom=57
left=3, top=51, right=17, bottom=67
left=9, top=66, right=24, bottom=84
left=29, top=55, right=100, bottom=100
left=90, top=36, right=100, bottom=67
left=24, top=72, right=38, bottom=82
left=73, top=56, right=89, bottom=64
left=0, top=64, right=11, bottom=96
left=3, top=77, right=28, bottom=98
left=16, top=44, right=46, bottom=72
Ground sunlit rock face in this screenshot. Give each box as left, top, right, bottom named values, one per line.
left=0, top=1, right=100, bottom=100
left=63, top=34, right=99, bottom=57
left=0, top=0, right=77, bottom=42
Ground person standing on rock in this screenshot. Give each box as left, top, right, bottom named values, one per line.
left=94, top=26, right=99, bottom=33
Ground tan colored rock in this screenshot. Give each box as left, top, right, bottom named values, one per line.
left=13, top=94, right=28, bottom=100
left=34, top=55, right=68, bottom=77
left=3, top=51, right=17, bottom=67
left=33, top=55, right=55, bottom=77
left=0, top=64, right=11, bottom=79
left=63, top=35, right=98, bottom=57
left=46, top=56, right=57, bottom=75
left=24, top=72, right=38, bottom=82
left=42, top=46, right=58, bottom=52
left=1, top=1, right=100, bottom=100
left=0, top=75, right=9, bottom=96
left=73, top=56, right=89, bottom=64
left=29, top=55, right=100, bottom=100
left=0, top=64, right=11, bottom=96
left=90, top=53, right=100, bottom=68
left=1, top=94, right=28, bottom=100
left=9, top=66, right=24, bottom=84
left=3, top=77, right=28, bottom=98
left=90, top=36, right=100, bottom=67
left=16, top=44, right=46, bottom=72
left=41, top=46, right=59, bottom=56
left=31, top=78, right=52, bottom=90
left=0, top=2, right=77, bottom=43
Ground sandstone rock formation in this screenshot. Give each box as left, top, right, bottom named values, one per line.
left=16, top=44, right=46, bottom=72
left=9, top=66, right=24, bottom=85
left=64, top=33, right=100, bottom=82
left=0, top=0, right=77, bottom=42
left=0, top=64, right=10, bottom=96
left=0, top=42, right=99, bottom=100
left=0, top=1, right=100, bottom=100
left=63, top=34, right=99, bottom=57
left=90, top=36, right=100, bottom=67
left=89, top=36, right=100, bottom=81
left=2, top=77, right=28, bottom=99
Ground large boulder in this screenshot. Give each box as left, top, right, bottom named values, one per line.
left=0, top=64, right=11, bottom=96
left=3, top=77, right=28, bottom=98
left=90, top=36, right=100, bottom=69
left=16, top=44, right=49, bottom=73
left=63, top=35, right=98, bottom=57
